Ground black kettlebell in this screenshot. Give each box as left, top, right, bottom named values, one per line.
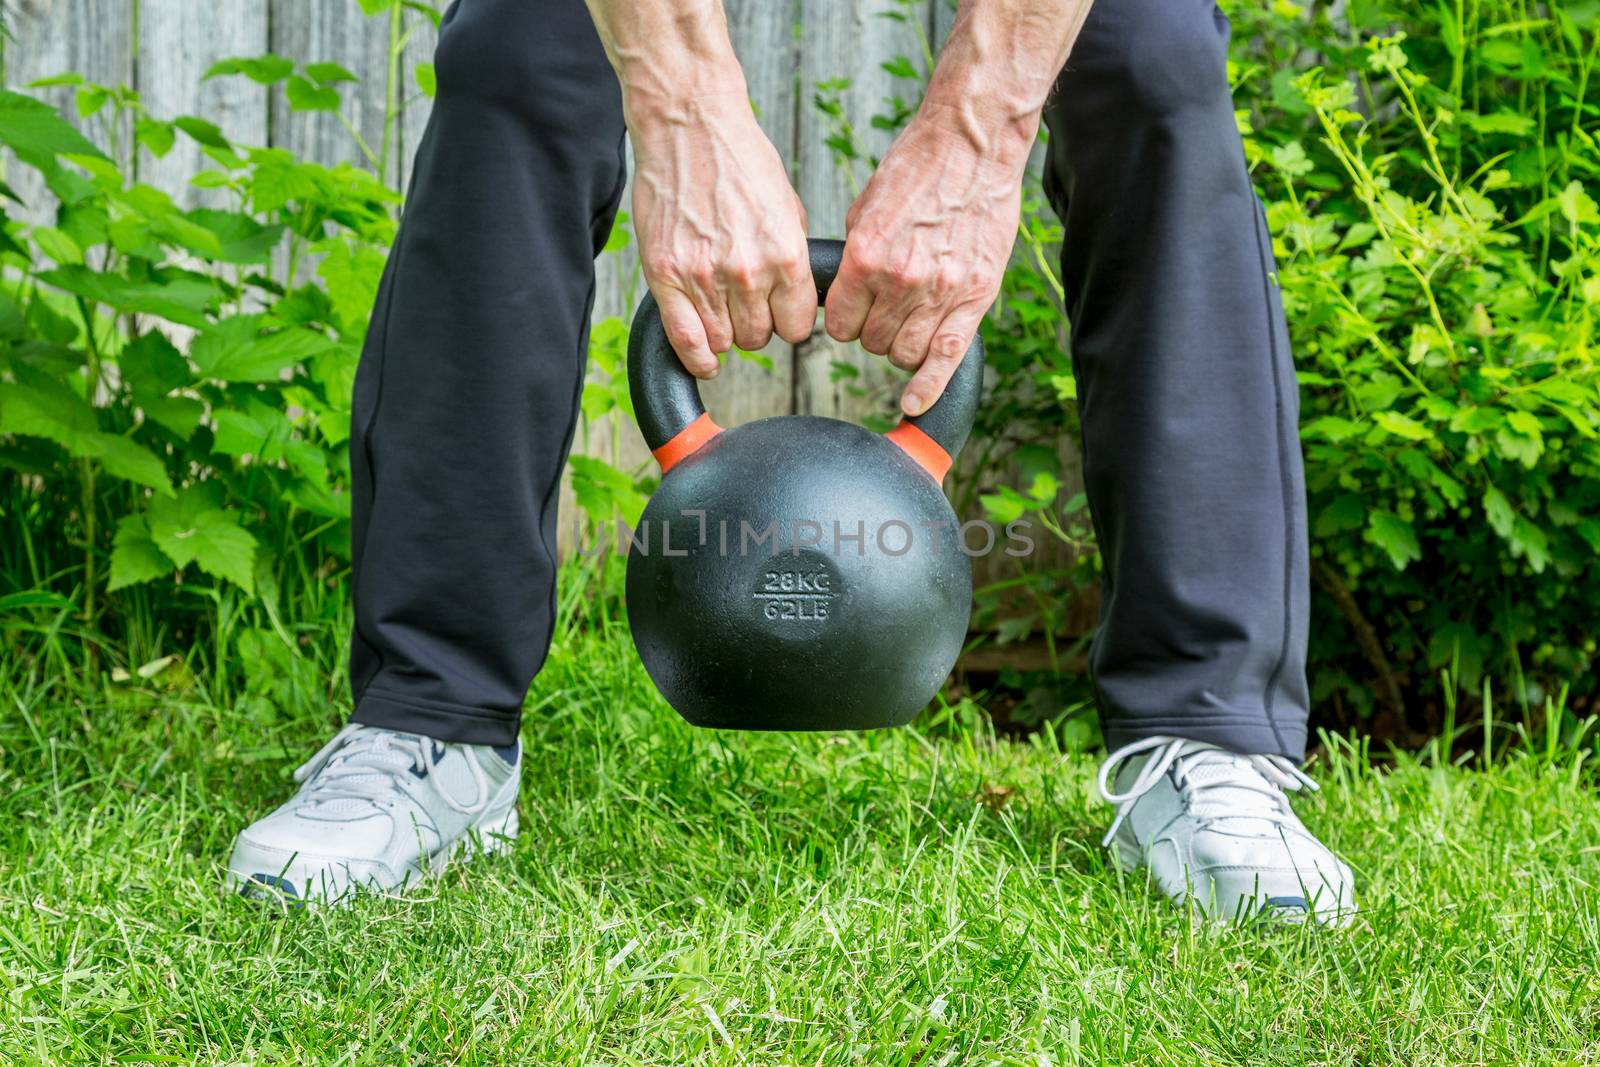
left=624, top=238, right=983, bottom=731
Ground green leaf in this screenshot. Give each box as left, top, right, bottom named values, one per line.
left=1494, top=425, right=1543, bottom=468
left=1302, top=415, right=1363, bottom=442
left=0, top=89, right=109, bottom=162
left=139, top=395, right=204, bottom=439
left=1459, top=110, right=1536, bottom=137
left=0, top=590, right=76, bottom=613
left=1270, top=141, right=1313, bottom=177
left=1557, top=180, right=1600, bottom=226
left=31, top=225, right=83, bottom=265
left=146, top=487, right=256, bottom=593
left=305, top=62, right=358, bottom=85
left=413, top=62, right=436, bottom=99
left=135, top=117, right=176, bottom=158
left=0, top=381, right=174, bottom=493
left=880, top=56, right=919, bottom=79
left=1373, top=410, right=1433, bottom=441
left=211, top=404, right=292, bottom=460
left=1313, top=493, right=1365, bottom=537
left=1026, top=470, right=1061, bottom=504
left=93, top=434, right=177, bottom=492
left=35, top=265, right=219, bottom=329
left=1449, top=406, right=1503, bottom=434
left=184, top=209, right=284, bottom=265
left=580, top=381, right=615, bottom=423
left=313, top=239, right=384, bottom=328
left=358, top=0, right=399, bottom=12
left=71, top=90, right=110, bottom=129
left=0, top=290, right=24, bottom=341
left=173, top=116, right=231, bottom=150
left=1511, top=516, right=1550, bottom=573
left=109, top=514, right=175, bottom=590
left=1483, top=485, right=1515, bottom=539
left=980, top=487, right=1031, bottom=526
left=567, top=455, right=647, bottom=525
left=205, top=54, right=295, bottom=84
left=189, top=315, right=338, bottom=382
left=1365, top=510, right=1421, bottom=571
left=119, top=330, right=193, bottom=394
left=284, top=75, right=340, bottom=112
left=1505, top=410, right=1543, bottom=437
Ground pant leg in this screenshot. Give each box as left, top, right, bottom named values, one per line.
left=1040, top=0, right=1311, bottom=759
left=348, top=0, right=628, bottom=746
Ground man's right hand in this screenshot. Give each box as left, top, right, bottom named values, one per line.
left=628, top=94, right=816, bottom=379
left=584, top=0, right=814, bottom=379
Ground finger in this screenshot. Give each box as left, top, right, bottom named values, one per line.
left=655, top=288, right=720, bottom=379
left=859, top=295, right=915, bottom=360
left=727, top=283, right=775, bottom=353
left=823, top=247, right=875, bottom=343
left=771, top=262, right=820, bottom=345
left=687, top=286, right=735, bottom=357
left=887, top=305, right=941, bottom=373
left=901, top=304, right=983, bottom=417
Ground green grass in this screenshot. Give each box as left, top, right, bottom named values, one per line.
left=3, top=609, right=1599, bottom=1064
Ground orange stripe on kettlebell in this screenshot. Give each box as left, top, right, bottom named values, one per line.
left=886, top=420, right=952, bottom=482
left=653, top=412, right=723, bottom=473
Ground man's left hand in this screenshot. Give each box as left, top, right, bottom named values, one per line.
left=824, top=109, right=1026, bottom=418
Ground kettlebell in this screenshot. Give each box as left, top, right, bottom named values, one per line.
left=624, top=238, right=983, bottom=731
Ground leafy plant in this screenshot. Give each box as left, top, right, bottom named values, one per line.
left=1233, top=1, right=1600, bottom=732
left=0, top=2, right=435, bottom=678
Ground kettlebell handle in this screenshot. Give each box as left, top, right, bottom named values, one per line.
left=628, top=238, right=985, bottom=480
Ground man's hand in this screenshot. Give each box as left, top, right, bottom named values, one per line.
left=826, top=0, right=1094, bottom=416
left=585, top=0, right=814, bottom=379
left=825, top=114, right=1024, bottom=417
left=630, top=96, right=814, bottom=379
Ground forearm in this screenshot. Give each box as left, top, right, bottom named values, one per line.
left=921, top=0, right=1095, bottom=169
left=582, top=0, right=748, bottom=129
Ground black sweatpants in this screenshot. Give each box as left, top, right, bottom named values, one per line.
left=348, top=0, right=1312, bottom=760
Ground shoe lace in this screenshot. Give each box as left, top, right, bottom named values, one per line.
left=1096, top=735, right=1318, bottom=848
left=292, top=724, right=493, bottom=816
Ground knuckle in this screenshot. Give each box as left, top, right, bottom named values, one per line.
left=930, top=332, right=968, bottom=362
left=883, top=263, right=920, bottom=289
left=782, top=257, right=814, bottom=288
left=888, top=347, right=922, bottom=370
left=848, top=249, right=886, bottom=281
left=666, top=324, right=702, bottom=351
left=721, top=259, right=759, bottom=290
left=689, top=261, right=718, bottom=288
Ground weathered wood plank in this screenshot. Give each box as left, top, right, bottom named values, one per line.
left=137, top=0, right=270, bottom=206
left=793, top=0, right=930, bottom=424
left=1, top=0, right=135, bottom=224
left=269, top=0, right=395, bottom=182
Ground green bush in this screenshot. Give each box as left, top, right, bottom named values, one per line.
left=1232, top=1, right=1600, bottom=730
left=0, top=10, right=424, bottom=684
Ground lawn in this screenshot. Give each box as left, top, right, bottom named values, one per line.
left=2, top=610, right=1599, bottom=1065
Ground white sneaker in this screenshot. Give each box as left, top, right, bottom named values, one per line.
left=1097, top=736, right=1356, bottom=925
left=227, top=723, right=520, bottom=906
